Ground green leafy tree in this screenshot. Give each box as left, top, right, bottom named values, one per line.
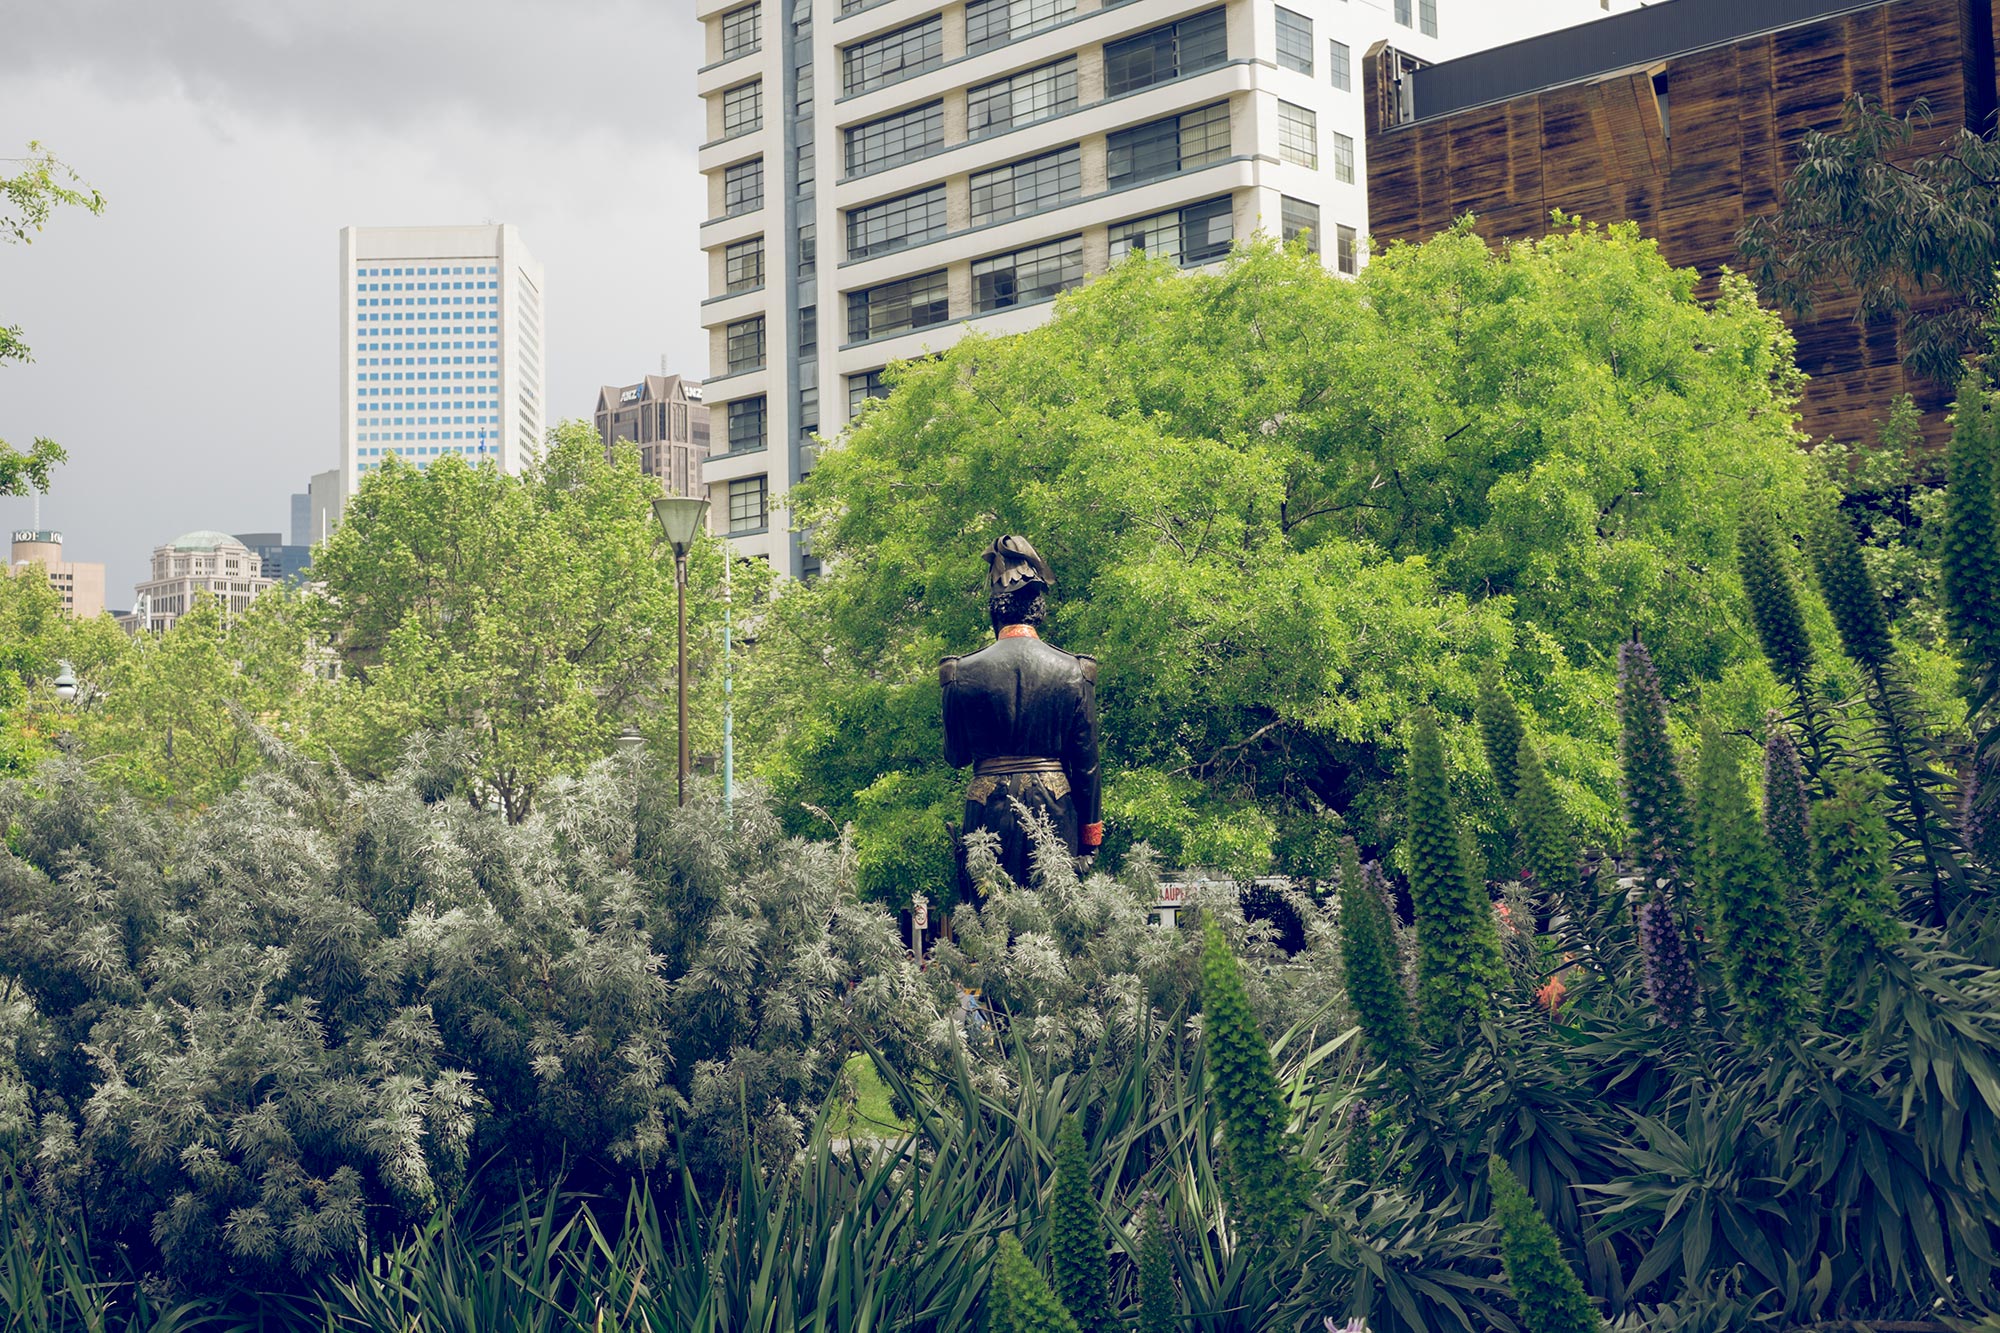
left=1741, top=95, right=2000, bottom=385
left=1403, top=712, right=1505, bottom=1042
left=988, top=1233, right=1082, bottom=1333
left=1198, top=912, right=1308, bottom=1242
left=308, top=426, right=754, bottom=820
left=1136, top=1194, right=1176, bottom=1333
left=764, top=225, right=1807, bottom=874
left=2, top=141, right=104, bottom=496
left=74, top=591, right=315, bottom=807
left=1048, top=1116, right=1114, bottom=1333
left=1489, top=1156, right=1602, bottom=1333
left=1693, top=727, right=1810, bottom=1046
left=1338, top=842, right=1417, bottom=1078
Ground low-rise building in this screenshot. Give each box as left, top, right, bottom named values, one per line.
left=7, top=530, right=106, bottom=619
left=121, top=530, right=278, bottom=633
left=595, top=373, right=711, bottom=498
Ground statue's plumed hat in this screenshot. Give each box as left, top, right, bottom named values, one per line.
left=984, top=535, right=1054, bottom=595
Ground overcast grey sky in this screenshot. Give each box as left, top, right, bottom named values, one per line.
left=3, top=0, right=1640, bottom=604
left=1, top=0, right=707, bottom=601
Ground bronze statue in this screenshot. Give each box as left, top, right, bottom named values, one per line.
left=940, top=536, right=1102, bottom=898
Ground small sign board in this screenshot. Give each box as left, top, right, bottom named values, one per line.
left=911, top=894, right=929, bottom=933
left=1156, top=882, right=1185, bottom=908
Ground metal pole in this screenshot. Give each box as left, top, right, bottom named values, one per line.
left=732, top=544, right=740, bottom=816
left=676, top=549, right=690, bottom=807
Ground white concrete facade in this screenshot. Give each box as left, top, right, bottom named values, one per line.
left=697, top=0, right=1635, bottom=575
left=122, top=531, right=277, bottom=634
left=337, top=224, right=547, bottom=508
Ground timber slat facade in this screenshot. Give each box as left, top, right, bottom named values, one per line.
left=1364, top=0, right=2000, bottom=447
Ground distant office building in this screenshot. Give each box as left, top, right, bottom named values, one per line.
left=338, top=224, right=547, bottom=500
left=1362, top=0, right=2000, bottom=447
left=306, top=468, right=343, bottom=546
left=122, top=531, right=278, bottom=634
left=290, top=491, right=312, bottom=548
left=595, top=373, right=711, bottom=498
left=8, top=530, right=105, bottom=619
left=696, top=0, right=1627, bottom=573
left=234, top=533, right=313, bottom=586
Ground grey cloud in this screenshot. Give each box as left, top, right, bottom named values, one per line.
left=2, top=0, right=701, bottom=142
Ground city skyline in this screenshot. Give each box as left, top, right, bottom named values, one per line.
left=1, top=0, right=1637, bottom=605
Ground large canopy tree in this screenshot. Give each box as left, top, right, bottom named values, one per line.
left=750, top=223, right=1810, bottom=891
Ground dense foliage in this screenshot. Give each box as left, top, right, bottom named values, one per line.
left=0, top=427, right=747, bottom=818
left=1741, top=94, right=2000, bottom=386
left=757, top=225, right=1809, bottom=893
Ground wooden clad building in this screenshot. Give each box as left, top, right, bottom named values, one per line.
left=1363, top=0, right=2000, bottom=447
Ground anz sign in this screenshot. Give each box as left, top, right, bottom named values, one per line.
left=620, top=385, right=644, bottom=403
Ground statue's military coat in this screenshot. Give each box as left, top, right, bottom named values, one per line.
left=940, top=633, right=1102, bottom=897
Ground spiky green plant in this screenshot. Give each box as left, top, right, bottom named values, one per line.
left=1763, top=723, right=1813, bottom=892
left=988, top=1233, right=1083, bottom=1333
left=1694, top=727, right=1810, bottom=1046
left=1514, top=742, right=1578, bottom=911
left=1617, top=640, right=1701, bottom=1026
left=1488, top=1156, right=1602, bottom=1333
left=1812, top=771, right=1905, bottom=1023
left=1402, top=712, right=1506, bottom=1043
left=1049, top=1116, right=1114, bottom=1333
left=1341, top=1100, right=1378, bottom=1188
left=1477, top=667, right=1527, bottom=826
left=1738, top=509, right=1819, bottom=705
left=1198, top=913, right=1308, bottom=1243
left=1941, top=381, right=2000, bottom=683
left=1809, top=500, right=1897, bottom=676
left=1338, top=844, right=1417, bottom=1079
left=1806, top=493, right=1955, bottom=924
left=1616, top=640, right=1695, bottom=886
left=1136, top=1194, right=1175, bottom=1333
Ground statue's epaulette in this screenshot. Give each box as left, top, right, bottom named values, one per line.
left=939, top=655, right=959, bottom=686
left=1074, top=653, right=1098, bottom=684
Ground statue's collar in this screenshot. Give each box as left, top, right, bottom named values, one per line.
left=997, top=624, right=1040, bottom=640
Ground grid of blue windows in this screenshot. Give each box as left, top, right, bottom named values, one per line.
left=352, top=262, right=506, bottom=458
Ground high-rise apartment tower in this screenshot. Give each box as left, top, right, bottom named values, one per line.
left=695, top=0, right=1619, bottom=575
left=338, top=224, right=547, bottom=508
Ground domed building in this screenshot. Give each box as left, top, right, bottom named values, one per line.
left=121, top=530, right=278, bottom=633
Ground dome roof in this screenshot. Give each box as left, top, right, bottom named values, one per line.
left=166, top=530, right=243, bottom=552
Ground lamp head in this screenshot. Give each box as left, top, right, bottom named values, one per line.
left=651, top=495, right=710, bottom=554
left=52, top=661, right=78, bottom=702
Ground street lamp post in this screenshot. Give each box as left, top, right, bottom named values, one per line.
left=651, top=495, right=710, bottom=807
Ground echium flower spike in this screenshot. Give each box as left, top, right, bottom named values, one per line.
left=1940, top=382, right=2000, bottom=682
left=1813, top=771, right=1904, bottom=1027
left=1617, top=640, right=1696, bottom=887
left=1738, top=507, right=1818, bottom=699
left=1808, top=500, right=1896, bottom=679
left=1198, top=913, right=1309, bottom=1242
left=1637, top=894, right=1698, bottom=1029
left=1694, top=726, right=1810, bottom=1046
left=1514, top=743, right=1578, bottom=910
left=1402, top=712, right=1507, bottom=1044
left=1049, top=1116, right=1115, bottom=1333
left=1477, top=666, right=1527, bottom=825
left=1763, top=721, right=1813, bottom=892
left=1338, top=841, right=1418, bottom=1079
left=1489, top=1156, right=1602, bottom=1333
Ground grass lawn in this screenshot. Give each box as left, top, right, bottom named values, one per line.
left=825, top=1052, right=913, bottom=1140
